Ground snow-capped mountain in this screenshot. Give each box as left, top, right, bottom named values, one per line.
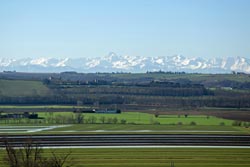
left=1, top=53, right=250, bottom=73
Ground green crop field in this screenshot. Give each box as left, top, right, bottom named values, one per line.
left=0, top=79, right=50, bottom=97
left=48, top=124, right=248, bottom=134
left=0, top=124, right=243, bottom=135
left=0, top=148, right=250, bottom=167
left=37, top=112, right=235, bottom=125
left=0, top=111, right=236, bottom=125
left=0, top=124, right=248, bottom=135
left=1, top=111, right=249, bottom=135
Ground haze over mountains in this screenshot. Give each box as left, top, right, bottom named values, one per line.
left=1, top=52, right=250, bottom=73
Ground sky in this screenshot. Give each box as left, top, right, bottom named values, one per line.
left=0, top=0, right=250, bottom=59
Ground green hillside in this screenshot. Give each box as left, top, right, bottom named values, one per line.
left=0, top=79, right=50, bottom=97
left=111, top=73, right=250, bottom=83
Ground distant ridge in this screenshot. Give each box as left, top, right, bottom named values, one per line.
left=1, top=52, right=250, bottom=73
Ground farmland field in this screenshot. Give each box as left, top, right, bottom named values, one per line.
left=0, top=148, right=250, bottom=167
left=42, top=111, right=239, bottom=126
left=0, top=124, right=248, bottom=135
left=0, top=111, right=237, bottom=125
left=0, top=111, right=249, bottom=135
left=45, top=124, right=250, bottom=135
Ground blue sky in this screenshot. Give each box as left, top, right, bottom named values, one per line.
left=0, top=0, right=250, bottom=59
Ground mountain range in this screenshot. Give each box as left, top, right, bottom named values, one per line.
left=1, top=52, right=250, bottom=73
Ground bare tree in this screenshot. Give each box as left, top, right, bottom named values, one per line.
left=4, top=139, right=43, bottom=167
left=120, top=119, right=127, bottom=124
left=75, top=113, right=84, bottom=124
left=99, top=116, right=106, bottom=124
left=112, top=117, right=118, bottom=124
left=3, top=139, right=73, bottom=167
left=88, top=116, right=97, bottom=124
left=41, top=150, right=72, bottom=167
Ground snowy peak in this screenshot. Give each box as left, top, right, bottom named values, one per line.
left=0, top=54, right=250, bottom=73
